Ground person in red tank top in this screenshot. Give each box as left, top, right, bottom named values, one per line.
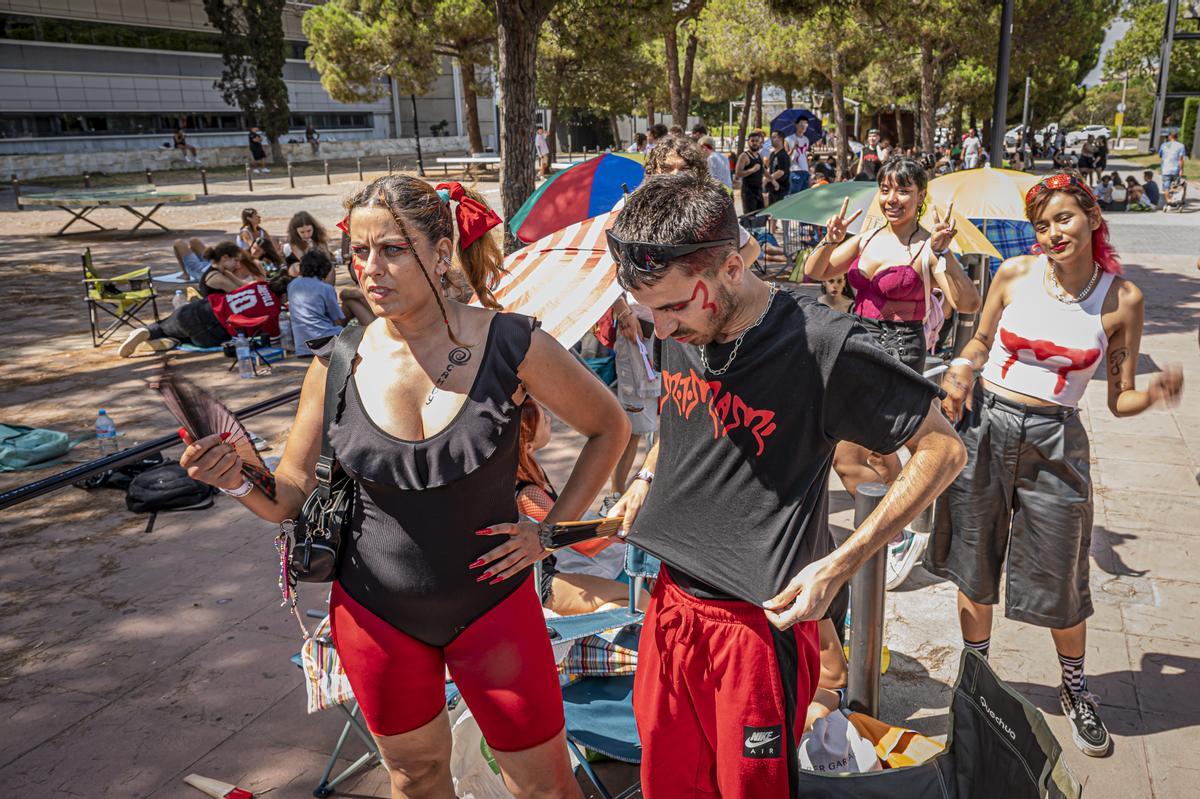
left=932, top=172, right=1183, bottom=759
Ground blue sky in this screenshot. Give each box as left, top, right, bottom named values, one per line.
left=1083, top=18, right=1133, bottom=86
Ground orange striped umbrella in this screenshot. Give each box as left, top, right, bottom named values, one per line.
left=491, top=211, right=622, bottom=347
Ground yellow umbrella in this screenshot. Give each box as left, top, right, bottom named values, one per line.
left=861, top=199, right=1002, bottom=259
left=927, top=165, right=1040, bottom=220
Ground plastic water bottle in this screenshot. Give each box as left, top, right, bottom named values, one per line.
left=278, top=311, right=294, bottom=353
left=172, top=289, right=187, bottom=311
left=95, top=409, right=118, bottom=455
left=235, top=334, right=255, bottom=378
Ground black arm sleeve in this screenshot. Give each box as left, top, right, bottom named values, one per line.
left=822, top=329, right=941, bottom=454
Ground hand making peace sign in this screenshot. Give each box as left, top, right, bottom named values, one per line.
left=824, top=197, right=863, bottom=244
left=929, top=202, right=958, bottom=253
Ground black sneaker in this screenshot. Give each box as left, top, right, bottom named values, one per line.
left=1059, top=684, right=1111, bottom=757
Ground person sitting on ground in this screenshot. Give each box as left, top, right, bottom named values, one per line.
left=249, top=235, right=286, bottom=276
left=1096, top=174, right=1114, bottom=210
left=119, top=271, right=288, bottom=357
left=1141, top=171, right=1161, bottom=209
left=516, top=397, right=649, bottom=615
left=237, top=208, right=269, bottom=250
left=628, top=132, right=648, bottom=154
left=289, top=250, right=348, bottom=357
left=202, top=249, right=269, bottom=296
left=814, top=154, right=837, bottom=183
left=283, top=211, right=332, bottom=266
left=817, top=273, right=854, bottom=314
left=171, top=238, right=241, bottom=287
left=1125, top=175, right=1153, bottom=210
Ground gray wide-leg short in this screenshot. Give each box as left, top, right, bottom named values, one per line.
left=925, top=389, right=1094, bottom=629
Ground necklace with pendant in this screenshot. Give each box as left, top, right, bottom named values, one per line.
left=698, top=282, right=778, bottom=376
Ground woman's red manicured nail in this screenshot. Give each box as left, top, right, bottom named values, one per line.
left=469, top=559, right=485, bottom=569
left=476, top=572, right=492, bottom=582
left=475, top=527, right=491, bottom=535
left=489, top=576, right=505, bottom=585
left=219, top=432, right=231, bottom=441
left=178, top=427, right=190, bottom=443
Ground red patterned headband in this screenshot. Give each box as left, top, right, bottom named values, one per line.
left=1024, top=172, right=1096, bottom=208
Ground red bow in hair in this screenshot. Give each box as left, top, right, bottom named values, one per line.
left=336, top=215, right=349, bottom=233
left=436, top=182, right=501, bottom=249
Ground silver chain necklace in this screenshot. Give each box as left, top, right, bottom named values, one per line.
left=698, top=282, right=778, bottom=376
left=1047, top=260, right=1100, bottom=305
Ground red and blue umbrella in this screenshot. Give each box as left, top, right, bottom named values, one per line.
left=508, top=152, right=645, bottom=245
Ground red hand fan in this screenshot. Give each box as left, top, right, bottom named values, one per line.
left=152, top=367, right=277, bottom=500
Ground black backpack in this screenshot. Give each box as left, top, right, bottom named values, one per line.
left=125, top=462, right=215, bottom=532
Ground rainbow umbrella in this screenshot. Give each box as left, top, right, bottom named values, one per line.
left=508, top=153, right=645, bottom=245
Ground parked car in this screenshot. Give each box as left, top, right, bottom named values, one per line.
left=1066, top=125, right=1110, bottom=146
left=1003, top=125, right=1027, bottom=147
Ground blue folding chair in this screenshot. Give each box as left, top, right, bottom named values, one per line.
left=548, top=545, right=661, bottom=799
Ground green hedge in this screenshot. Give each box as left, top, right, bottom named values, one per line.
left=1183, top=97, right=1199, bottom=153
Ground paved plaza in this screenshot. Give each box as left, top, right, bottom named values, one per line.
left=0, top=162, right=1196, bottom=798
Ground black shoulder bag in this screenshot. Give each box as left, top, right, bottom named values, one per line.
left=275, top=324, right=366, bottom=634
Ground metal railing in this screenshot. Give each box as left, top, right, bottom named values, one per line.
left=0, top=388, right=300, bottom=512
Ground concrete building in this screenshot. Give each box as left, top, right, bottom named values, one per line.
left=0, top=0, right=496, bottom=158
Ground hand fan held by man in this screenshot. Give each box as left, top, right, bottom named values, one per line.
left=151, top=367, right=277, bottom=500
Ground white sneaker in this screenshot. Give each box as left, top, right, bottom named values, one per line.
left=118, top=327, right=150, bottom=357
left=885, top=529, right=929, bottom=590
left=253, top=168, right=262, bottom=174
left=145, top=336, right=179, bottom=352
left=262, top=167, right=271, bottom=173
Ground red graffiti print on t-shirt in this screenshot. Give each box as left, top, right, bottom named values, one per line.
left=660, top=368, right=777, bottom=455
left=999, top=327, right=1101, bottom=395
left=689, top=280, right=718, bottom=315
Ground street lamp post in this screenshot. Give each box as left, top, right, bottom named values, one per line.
left=989, top=0, right=1015, bottom=167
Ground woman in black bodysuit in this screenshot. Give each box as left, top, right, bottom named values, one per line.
left=182, top=175, right=629, bottom=798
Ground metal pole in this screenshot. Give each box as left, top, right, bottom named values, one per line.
left=1150, top=0, right=1179, bottom=150
left=199, top=168, right=208, bottom=196
left=989, top=0, right=1014, bottom=167
left=411, top=94, right=426, bottom=177
left=847, top=482, right=888, bottom=718
left=287, top=160, right=294, bottom=189
left=387, top=155, right=393, bottom=174
left=1021, top=74, right=1032, bottom=137
left=11, top=174, right=20, bottom=208
left=1118, top=74, right=1128, bottom=142
left=0, top=389, right=301, bottom=512
left=145, top=168, right=154, bottom=186
left=324, top=160, right=330, bottom=185
left=245, top=162, right=253, bottom=192
left=356, top=157, right=363, bottom=181
left=83, top=172, right=92, bottom=188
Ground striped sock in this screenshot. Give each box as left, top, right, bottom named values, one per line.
left=963, top=637, right=991, bottom=659
left=1058, top=652, right=1087, bottom=694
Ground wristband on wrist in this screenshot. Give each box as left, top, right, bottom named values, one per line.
left=949, top=357, right=981, bottom=378
left=219, top=478, right=253, bottom=498
left=634, top=468, right=654, bottom=485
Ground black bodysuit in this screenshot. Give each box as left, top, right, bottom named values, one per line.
left=326, top=313, right=537, bottom=646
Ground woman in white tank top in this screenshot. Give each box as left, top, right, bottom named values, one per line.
left=929, top=172, right=1183, bottom=759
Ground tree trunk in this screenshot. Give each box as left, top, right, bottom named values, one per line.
left=547, top=98, right=559, bottom=164
left=895, top=106, right=904, bottom=149
left=410, top=94, right=426, bottom=176
left=680, top=27, right=698, bottom=125
left=785, top=85, right=793, bottom=109
left=919, top=42, right=936, bottom=154
left=753, top=80, right=763, bottom=130
left=269, top=137, right=283, bottom=165
left=830, top=55, right=848, bottom=181
left=646, top=97, right=655, bottom=128
left=736, top=77, right=754, bottom=154
left=664, top=25, right=685, bottom=127
left=609, top=113, right=621, bottom=149
left=495, top=0, right=544, bottom=253
left=460, top=61, right=484, bottom=154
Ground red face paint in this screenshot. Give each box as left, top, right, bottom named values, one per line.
left=689, top=280, right=718, bottom=315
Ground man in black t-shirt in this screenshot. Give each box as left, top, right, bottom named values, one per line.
left=606, top=174, right=965, bottom=799
left=857, top=128, right=883, bottom=181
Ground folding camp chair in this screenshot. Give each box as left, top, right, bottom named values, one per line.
left=549, top=545, right=662, bottom=799
left=81, top=247, right=161, bottom=346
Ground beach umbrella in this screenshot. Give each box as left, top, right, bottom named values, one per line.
left=765, top=181, right=877, bottom=226
left=861, top=198, right=1002, bottom=259
left=508, top=153, right=645, bottom=246
left=492, top=212, right=621, bottom=348
left=928, top=166, right=1041, bottom=268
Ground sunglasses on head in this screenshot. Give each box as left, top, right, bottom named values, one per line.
left=605, top=230, right=736, bottom=273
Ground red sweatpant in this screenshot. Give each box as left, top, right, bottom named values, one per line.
left=633, top=567, right=819, bottom=799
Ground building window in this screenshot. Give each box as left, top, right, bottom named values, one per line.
left=0, top=13, right=308, bottom=59
left=0, top=112, right=373, bottom=139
